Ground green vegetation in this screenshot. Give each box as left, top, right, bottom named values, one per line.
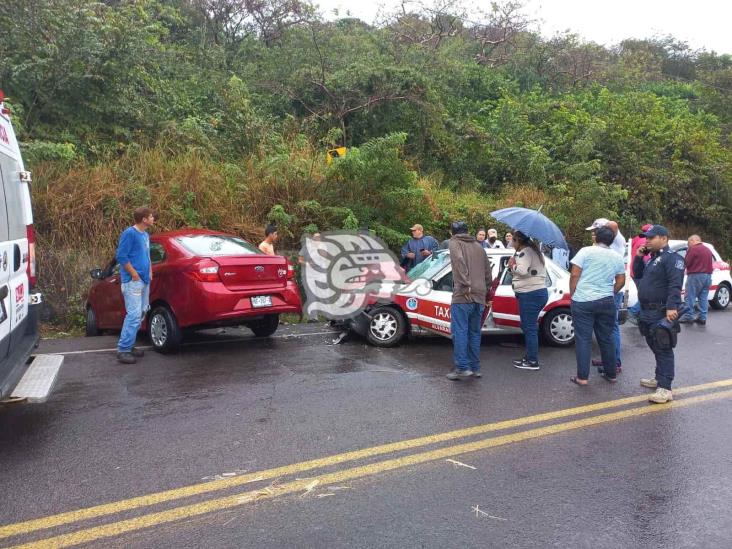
left=1, top=0, right=730, bottom=328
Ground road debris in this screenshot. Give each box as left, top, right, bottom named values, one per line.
left=238, top=486, right=275, bottom=504
left=201, top=469, right=249, bottom=481
left=331, top=331, right=350, bottom=345
left=472, top=505, right=507, bottom=521
left=301, top=479, right=320, bottom=496
left=446, top=459, right=477, bottom=470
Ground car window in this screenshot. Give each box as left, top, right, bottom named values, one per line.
left=176, top=235, right=261, bottom=257
left=0, top=152, right=25, bottom=239
left=501, top=261, right=552, bottom=287
left=408, top=250, right=449, bottom=281
left=150, top=242, right=166, bottom=264
left=434, top=272, right=453, bottom=292
left=0, top=165, right=9, bottom=241
left=673, top=246, right=688, bottom=259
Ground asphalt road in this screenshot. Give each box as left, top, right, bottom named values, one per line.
left=1, top=311, right=731, bottom=548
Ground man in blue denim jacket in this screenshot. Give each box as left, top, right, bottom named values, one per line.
left=116, top=207, right=155, bottom=364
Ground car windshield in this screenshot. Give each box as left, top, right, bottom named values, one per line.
left=177, top=235, right=261, bottom=256
left=408, top=251, right=450, bottom=280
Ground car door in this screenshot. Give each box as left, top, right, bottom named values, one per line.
left=0, top=152, right=29, bottom=353
left=491, top=265, right=521, bottom=328
left=413, top=267, right=453, bottom=337
left=147, top=241, right=167, bottom=302
left=0, top=164, right=11, bottom=364
left=94, top=261, right=126, bottom=329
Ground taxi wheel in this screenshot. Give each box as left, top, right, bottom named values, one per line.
left=366, top=306, right=406, bottom=347
left=541, top=307, right=575, bottom=347
left=711, top=282, right=730, bottom=310
left=250, top=314, right=280, bottom=337
left=85, top=306, right=101, bottom=337
left=148, top=305, right=182, bottom=354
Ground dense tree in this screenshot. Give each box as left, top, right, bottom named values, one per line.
left=1, top=0, right=730, bottom=251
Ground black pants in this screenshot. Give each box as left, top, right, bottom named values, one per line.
left=639, top=309, right=675, bottom=390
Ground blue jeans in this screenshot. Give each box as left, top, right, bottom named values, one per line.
left=629, top=301, right=641, bottom=315
left=571, top=297, right=617, bottom=380
left=612, top=292, right=623, bottom=365
left=451, top=302, right=485, bottom=372
left=639, top=309, right=675, bottom=390
left=682, top=273, right=712, bottom=321
left=516, top=288, right=548, bottom=363
left=118, top=280, right=150, bottom=353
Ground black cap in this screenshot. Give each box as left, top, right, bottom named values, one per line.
left=641, top=225, right=669, bottom=238
left=450, top=221, right=468, bottom=235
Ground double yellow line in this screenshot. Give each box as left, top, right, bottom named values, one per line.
left=4, top=379, right=732, bottom=548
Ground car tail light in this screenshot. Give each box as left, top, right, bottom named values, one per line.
left=287, top=261, right=295, bottom=280
left=27, top=224, right=37, bottom=289
left=189, top=259, right=221, bottom=282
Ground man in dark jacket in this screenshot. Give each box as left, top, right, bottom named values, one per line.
left=400, top=224, right=439, bottom=270
left=447, top=222, right=492, bottom=380
left=633, top=225, right=685, bottom=403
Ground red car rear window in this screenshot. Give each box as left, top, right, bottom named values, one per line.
left=176, top=235, right=261, bottom=257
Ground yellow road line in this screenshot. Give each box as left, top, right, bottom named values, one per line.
left=11, top=388, right=732, bottom=549
left=2, top=379, right=732, bottom=541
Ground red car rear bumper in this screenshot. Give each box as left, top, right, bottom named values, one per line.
left=171, top=280, right=302, bottom=328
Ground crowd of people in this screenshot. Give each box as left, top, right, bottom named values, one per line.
left=112, top=208, right=716, bottom=406
left=399, top=217, right=714, bottom=405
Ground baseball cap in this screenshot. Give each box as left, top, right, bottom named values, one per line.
left=487, top=228, right=498, bottom=237
left=639, top=223, right=653, bottom=236
left=410, top=224, right=423, bottom=231
left=585, top=218, right=610, bottom=231
left=450, top=221, right=468, bottom=235
left=641, top=225, right=669, bottom=238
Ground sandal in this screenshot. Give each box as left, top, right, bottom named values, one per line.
left=570, top=376, right=588, bottom=386
left=600, top=373, right=617, bottom=384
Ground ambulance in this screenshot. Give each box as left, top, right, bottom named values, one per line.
left=0, top=90, right=63, bottom=403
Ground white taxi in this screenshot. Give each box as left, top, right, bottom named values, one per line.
left=347, top=249, right=576, bottom=347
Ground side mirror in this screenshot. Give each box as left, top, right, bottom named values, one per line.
left=90, top=268, right=104, bottom=280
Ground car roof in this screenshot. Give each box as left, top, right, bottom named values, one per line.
left=441, top=247, right=567, bottom=275
left=153, top=228, right=238, bottom=239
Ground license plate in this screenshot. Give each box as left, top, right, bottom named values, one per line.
left=251, top=295, right=272, bottom=308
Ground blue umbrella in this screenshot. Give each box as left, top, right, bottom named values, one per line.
left=490, top=207, right=568, bottom=250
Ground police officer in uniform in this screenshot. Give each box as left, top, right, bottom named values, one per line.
left=633, top=225, right=685, bottom=403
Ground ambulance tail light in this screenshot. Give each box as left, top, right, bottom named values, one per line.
left=0, top=89, right=9, bottom=115
left=27, top=224, right=37, bottom=288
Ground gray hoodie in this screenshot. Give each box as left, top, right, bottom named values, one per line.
left=448, top=234, right=493, bottom=304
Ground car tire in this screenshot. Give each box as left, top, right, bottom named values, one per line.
left=541, top=307, right=575, bottom=347
left=249, top=314, right=280, bottom=337
left=85, top=306, right=101, bottom=337
left=365, top=306, right=407, bottom=348
left=711, top=282, right=731, bottom=310
left=148, top=305, right=182, bottom=354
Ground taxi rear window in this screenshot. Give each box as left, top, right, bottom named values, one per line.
left=177, top=235, right=261, bottom=257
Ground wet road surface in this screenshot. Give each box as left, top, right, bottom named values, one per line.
left=1, top=311, right=731, bottom=548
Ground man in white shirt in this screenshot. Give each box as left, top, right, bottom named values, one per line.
left=587, top=218, right=626, bottom=258
left=486, top=228, right=505, bottom=249
left=586, top=218, right=626, bottom=373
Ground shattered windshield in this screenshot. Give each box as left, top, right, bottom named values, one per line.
left=407, top=250, right=450, bottom=281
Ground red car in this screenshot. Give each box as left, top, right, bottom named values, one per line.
left=85, top=229, right=302, bottom=353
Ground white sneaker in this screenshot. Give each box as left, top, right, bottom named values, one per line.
left=649, top=388, right=673, bottom=404
left=640, top=378, right=657, bottom=389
